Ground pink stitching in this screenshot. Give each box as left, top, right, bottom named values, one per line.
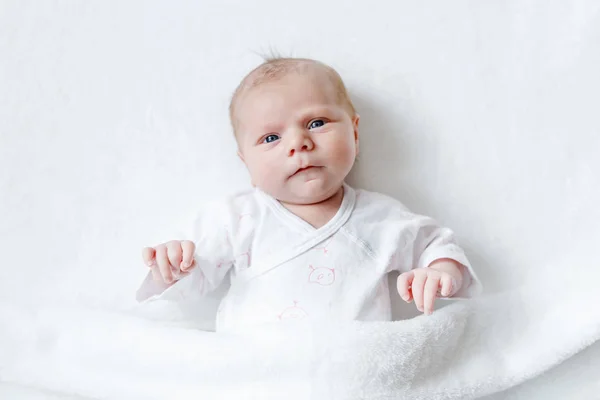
left=313, top=236, right=334, bottom=255
left=278, top=300, right=308, bottom=320
left=308, top=265, right=336, bottom=286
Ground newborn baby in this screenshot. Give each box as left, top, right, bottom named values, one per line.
left=136, top=57, right=482, bottom=332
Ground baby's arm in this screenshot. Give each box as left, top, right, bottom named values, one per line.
left=136, top=201, right=238, bottom=303
left=135, top=240, right=197, bottom=301
left=395, top=214, right=481, bottom=315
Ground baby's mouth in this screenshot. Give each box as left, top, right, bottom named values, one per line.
left=290, top=165, right=320, bottom=178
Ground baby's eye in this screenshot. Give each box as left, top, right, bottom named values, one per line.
left=263, top=134, right=280, bottom=144
left=308, top=119, right=326, bottom=130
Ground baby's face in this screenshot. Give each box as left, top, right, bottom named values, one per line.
left=236, top=71, right=359, bottom=205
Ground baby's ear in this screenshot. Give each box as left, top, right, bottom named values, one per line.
left=353, top=114, right=360, bottom=154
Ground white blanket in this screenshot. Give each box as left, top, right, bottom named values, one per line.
left=1, top=268, right=599, bottom=400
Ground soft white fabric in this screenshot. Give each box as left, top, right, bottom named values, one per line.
left=1, top=265, right=598, bottom=400
left=137, top=184, right=481, bottom=332
left=2, top=1, right=600, bottom=398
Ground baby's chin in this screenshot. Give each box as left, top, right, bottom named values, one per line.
left=268, top=181, right=342, bottom=205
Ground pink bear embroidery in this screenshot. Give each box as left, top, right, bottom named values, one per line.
left=278, top=301, right=308, bottom=320
left=308, top=265, right=336, bottom=286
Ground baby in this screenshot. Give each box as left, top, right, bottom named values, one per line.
left=137, top=57, right=482, bottom=332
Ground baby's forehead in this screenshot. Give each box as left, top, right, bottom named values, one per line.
left=237, top=71, right=333, bottom=108
left=238, top=81, right=336, bottom=122
left=241, top=64, right=335, bottom=95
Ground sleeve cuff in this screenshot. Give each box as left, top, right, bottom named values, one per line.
left=135, top=268, right=205, bottom=303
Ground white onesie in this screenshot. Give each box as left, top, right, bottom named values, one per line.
left=137, top=183, right=482, bottom=332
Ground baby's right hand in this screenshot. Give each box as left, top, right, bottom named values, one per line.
left=142, top=240, right=196, bottom=284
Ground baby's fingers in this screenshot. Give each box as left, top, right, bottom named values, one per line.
left=166, top=241, right=183, bottom=271
left=440, top=274, right=454, bottom=297
left=411, top=272, right=427, bottom=313
left=180, top=240, right=196, bottom=272
left=423, top=275, right=441, bottom=315
left=397, top=271, right=414, bottom=302
left=142, top=247, right=156, bottom=267
left=155, top=245, right=174, bottom=284
left=150, top=264, right=162, bottom=283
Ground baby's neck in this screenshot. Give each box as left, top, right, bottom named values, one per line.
left=281, top=187, right=344, bottom=229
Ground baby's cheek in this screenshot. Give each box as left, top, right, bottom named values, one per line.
left=253, top=159, right=284, bottom=190
left=252, top=165, right=269, bottom=184
left=336, top=144, right=358, bottom=171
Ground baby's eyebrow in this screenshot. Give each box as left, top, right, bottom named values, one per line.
left=260, top=122, right=283, bottom=133
left=298, top=105, right=337, bottom=118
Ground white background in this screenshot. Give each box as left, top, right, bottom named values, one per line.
left=1, top=0, right=599, bottom=397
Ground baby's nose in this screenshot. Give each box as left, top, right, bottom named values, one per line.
left=287, top=131, right=314, bottom=156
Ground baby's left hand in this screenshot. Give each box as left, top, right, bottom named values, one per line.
left=397, top=260, right=463, bottom=315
